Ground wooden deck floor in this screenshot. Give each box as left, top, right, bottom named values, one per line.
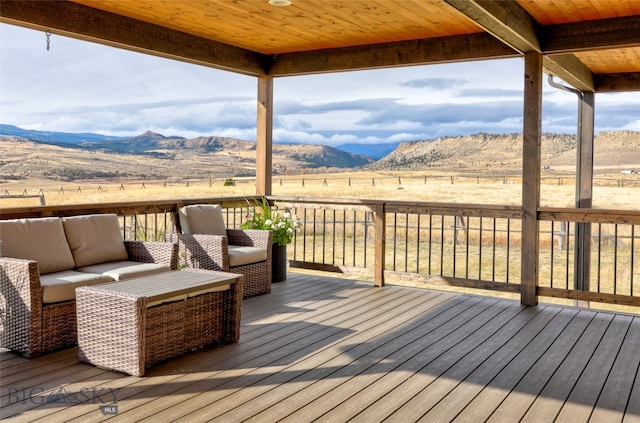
left=2, top=271, right=640, bottom=422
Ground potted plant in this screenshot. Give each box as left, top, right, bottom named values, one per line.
left=241, top=197, right=299, bottom=281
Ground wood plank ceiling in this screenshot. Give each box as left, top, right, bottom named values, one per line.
left=1, top=0, right=639, bottom=92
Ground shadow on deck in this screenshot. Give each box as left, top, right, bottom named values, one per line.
left=2, top=271, right=639, bottom=422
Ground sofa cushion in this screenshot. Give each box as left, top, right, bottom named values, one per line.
left=0, top=217, right=76, bottom=275
left=62, top=214, right=128, bottom=267
left=179, top=204, right=227, bottom=236
left=228, top=245, right=267, bottom=267
left=76, top=260, right=171, bottom=281
left=40, top=270, right=114, bottom=303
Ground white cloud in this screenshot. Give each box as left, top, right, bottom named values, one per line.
left=1, top=22, right=638, bottom=146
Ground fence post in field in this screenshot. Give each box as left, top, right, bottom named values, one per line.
left=556, top=221, right=568, bottom=250
left=454, top=216, right=466, bottom=245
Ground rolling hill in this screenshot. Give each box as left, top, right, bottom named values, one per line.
left=1, top=125, right=639, bottom=182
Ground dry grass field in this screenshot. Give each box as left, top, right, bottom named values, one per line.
left=1, top=169, right=638, bottom=210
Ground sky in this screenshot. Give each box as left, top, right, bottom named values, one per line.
left=1, top=23, right=639, bottom=147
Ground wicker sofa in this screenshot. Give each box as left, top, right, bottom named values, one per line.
left=168, top=204, right=272, bottom=299
left=0, top=214, right=178, bottom=357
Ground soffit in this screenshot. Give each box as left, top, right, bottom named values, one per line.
left=73, top=0, right=484, bottom=55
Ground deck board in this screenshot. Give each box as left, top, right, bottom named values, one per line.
left=2, top=271, right=640, bottom=422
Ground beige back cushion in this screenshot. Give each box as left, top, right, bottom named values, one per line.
left=179, top=205, right=227, bottom=236
left=0, top=217, right=76, bottom=274
left=62, top=214, right=128, bottom=267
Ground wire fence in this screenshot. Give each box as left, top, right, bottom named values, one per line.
left=2, top=173, right=639, bottom=199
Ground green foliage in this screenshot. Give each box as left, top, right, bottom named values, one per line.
left=223, top=178, right=236, bottom=186
left=241, top=197, right=299, bottom=246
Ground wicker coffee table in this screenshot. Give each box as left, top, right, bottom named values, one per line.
left=76, top=269, right=242, bottom=376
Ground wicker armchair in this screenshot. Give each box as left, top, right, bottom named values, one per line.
left=0, top=216, right=178, bottom=357
left=168, top=204, right=272, bottom=299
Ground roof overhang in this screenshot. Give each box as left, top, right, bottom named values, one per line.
left=1, top=0, right=639, bottom=92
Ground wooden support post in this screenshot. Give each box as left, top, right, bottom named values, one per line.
left=521, top=52, right=543, bottom=306
left=256, top=75, right=273, bottom=196
left=575, top=91, right=594, bottom=304
left=374, top=202, right=386, bottom=287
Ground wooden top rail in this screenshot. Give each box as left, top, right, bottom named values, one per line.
left=2, top=195, right=637, bottom=226
left=271, top=196, right=525, bottom=218
left=385, top=202, right=523, bottom=219
left=0, top=196, right=261, bottom=220
left=538, top=207, right=640, bottom=225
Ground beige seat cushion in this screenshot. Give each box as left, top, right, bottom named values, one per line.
left=179, top=204, right=227, bottom=236
left=76, top=260, right=171, bottom=281
left=40, top=270, right=114, bottom=303
left=0, top=217, right=75, bottom=275
left=228, top=245, right=267, bottom=267
left=62, top=214, right=128, bottom=267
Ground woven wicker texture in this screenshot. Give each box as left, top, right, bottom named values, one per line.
left=0, top=240, right=178, bottom=357
left=76, top=270, right=242, bottom=376
left=168, top=228, right=272, bottom=299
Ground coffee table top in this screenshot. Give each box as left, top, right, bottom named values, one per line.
left=80, top=270, right=238, bottom=303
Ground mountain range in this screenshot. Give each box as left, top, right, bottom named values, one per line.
left=0, top=124, right=396, bottom=160
left=1, top=124, right=639, bottom=181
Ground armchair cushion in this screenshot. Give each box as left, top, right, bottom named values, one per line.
left=0, top=217, right=75, bottom=275
left=76, top=260, right=171, bottom=281
left=228, top=245, right=268, bottom=267
left=40, top=270, right=113, bottom=303
left=179, top=205, right=227, bottom=236
left=62, top=214, right=128, bottom=267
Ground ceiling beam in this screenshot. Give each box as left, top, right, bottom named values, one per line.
left=544, top=16, right=640, bottom=53
left=0, top=0, right=269, bottom=76
left=443, top=0, right=541, bottom=53
left=443, top=0, right=596, bottom=92
left=543, top=54, right=594, bottom=92
left=594, top=72, right=640, bottom=92
left=269, top=33, right=517, bottom=76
